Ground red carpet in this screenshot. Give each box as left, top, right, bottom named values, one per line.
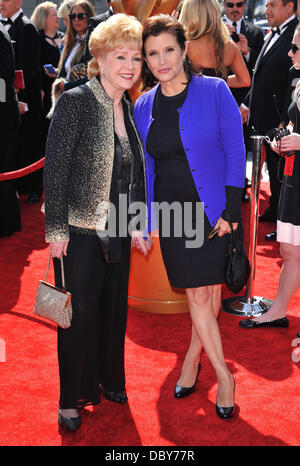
left=0, top=185, right=299, bottom=446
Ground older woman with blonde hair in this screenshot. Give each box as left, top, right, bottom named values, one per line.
left=31, top=2, right=63, bottom=118
left=179, top=0, right=250, bottom=87
left=44, top=13, right=149, bottom=431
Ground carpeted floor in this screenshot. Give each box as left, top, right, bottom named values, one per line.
left=0, top=186, right=299, bottom=446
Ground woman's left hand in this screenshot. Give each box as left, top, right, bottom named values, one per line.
left=280, top=133, right=300, bottom=152
left=213, top=217, right=238, bottom=237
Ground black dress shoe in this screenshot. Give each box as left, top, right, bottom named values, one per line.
left=239, top=317, right=289, bottom=329
left=100, top=385, right=128, bottom=403
left=265, top=230, right=277, bottom=241
left=0, top=231, right=13, bottom=237
left=174, top=364, right=201, bottom=399
left=216, top=377, right=236, bottom=420
left=58, top=409, right=81, bottom=431
left=245, top=178, right=251, bottom=188
left=259, top=210, right=277, bottom=222
left=242, top=190, right=250, bottom=202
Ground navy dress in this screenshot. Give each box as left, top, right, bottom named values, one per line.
left=146, top=85, right=230, bottom=288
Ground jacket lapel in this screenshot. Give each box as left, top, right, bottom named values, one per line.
left=253, top=33, right=273, bottom=73
left=7, top=12, right=23, bottom=39
left=240, top=18, right=247, bottom=35
left=254, top=17, right=298, bottom=74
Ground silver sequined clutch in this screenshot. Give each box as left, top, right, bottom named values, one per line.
left=33, top=255, right=72, bottom=329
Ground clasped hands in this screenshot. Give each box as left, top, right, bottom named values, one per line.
left=49, top=230, right=153, bottom=259
left=131, top=230, right=153, bottom=256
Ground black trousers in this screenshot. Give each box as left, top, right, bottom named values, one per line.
left=17, top=111, right=44, bottom=197
left=0, top=130, right=21, bottom=235
left=53, top=230, right=131, bottom=409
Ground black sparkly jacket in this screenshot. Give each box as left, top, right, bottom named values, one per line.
left=44, top=77, right=146, bottom=243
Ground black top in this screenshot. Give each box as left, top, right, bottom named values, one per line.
left=201, top=67, right=228, bottom=81
left=38, top=29, right=63, bottom=114
left=277, top=86, right=300, bottom=226
left=146, top=84, right=189, bottom=163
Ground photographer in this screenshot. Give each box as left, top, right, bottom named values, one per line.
left=240, top=24, right=300, bottom=331
left=222, top=0, right=264, bottom=91
left=223, top=0, right=264, bottom=201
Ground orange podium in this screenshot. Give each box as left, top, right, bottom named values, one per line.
left=128, top=233, right=189, bottom=314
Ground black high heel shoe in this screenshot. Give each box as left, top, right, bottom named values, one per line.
left=58, top=409, right=81, bottom=431
left=216, top=376, right=236, bottom=420
left=174, top=364, right=201, bottom=399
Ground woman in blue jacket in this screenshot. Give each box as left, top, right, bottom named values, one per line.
left=134, top=15, right=245, bottom=419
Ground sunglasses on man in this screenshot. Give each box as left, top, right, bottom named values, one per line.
left=225, top=2, right=245, bottom=7
left=69, top=13, right=87, bottom=20
left=290, top=43, right=300, bottom=54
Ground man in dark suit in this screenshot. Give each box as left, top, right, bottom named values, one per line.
left=223, top=0, right=265, bottom=106
left=0, top=0, right=43, bottom=204
left=223, top=0, right=265, bottom=201
left=240, top=0, right=298, bottom=240
left=0, top=20, right=21, bottom=236
left=84, top=0, right=113, bottom=60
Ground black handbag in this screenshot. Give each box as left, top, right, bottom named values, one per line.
left=224, top=213, right=250, bottom=294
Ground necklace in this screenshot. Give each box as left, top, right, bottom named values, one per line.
left=44, top=32, right=60, bottom=48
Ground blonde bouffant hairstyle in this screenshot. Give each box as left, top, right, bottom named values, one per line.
left=179, top=0, right=230, bottom=80
left=88, top=13, right=143, bottom=79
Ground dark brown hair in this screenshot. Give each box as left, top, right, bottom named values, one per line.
left=282, top=0, right=297, bottom=11
left=142, top=14, right=193, bottom=89
left=58, top=0, right=95, bottom=71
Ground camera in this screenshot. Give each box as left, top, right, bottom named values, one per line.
left=267, top=127, right=294, bottom=157
left=231, top=31, right=240, bottom=43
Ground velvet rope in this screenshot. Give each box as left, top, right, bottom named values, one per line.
left=0, top=157, right=45, bottom=181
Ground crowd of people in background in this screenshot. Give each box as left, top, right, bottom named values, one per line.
left=1, top=0, right=300, bottom=431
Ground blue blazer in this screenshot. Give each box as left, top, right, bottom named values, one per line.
left=134, top=74, right=245, bottom=233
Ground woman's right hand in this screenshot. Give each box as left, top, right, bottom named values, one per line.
left=49, top=241, right=69, bottom=258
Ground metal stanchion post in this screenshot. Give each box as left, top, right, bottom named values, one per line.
left=222, top=135, right=273, bottom=316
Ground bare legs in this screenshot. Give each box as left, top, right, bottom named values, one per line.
left=254, top=242, right=300, bottom=322
left=178, top=284, right=234, bottom=407
left=177, top=285, right=221, bottom=387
